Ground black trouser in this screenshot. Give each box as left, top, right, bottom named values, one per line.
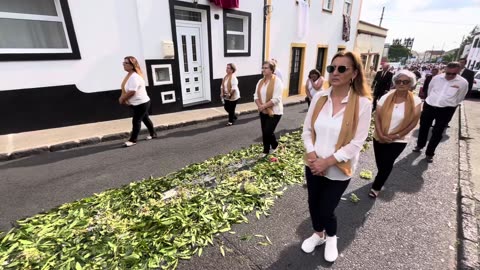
left=305, top=166, right=350, bottom=236
left=416, top=102, right=456, bottom=156
left=129, top=101, right=156, bottom=142
left=224, top=100, right=238, bottom=123
left=305, top=96, right=311, bottom=107
left=372, top=139, right=407, bottom=191
left=259, top=112, right=281, bottom=154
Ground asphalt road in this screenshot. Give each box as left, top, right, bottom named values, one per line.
left=0, top=103, right=309, bottom=232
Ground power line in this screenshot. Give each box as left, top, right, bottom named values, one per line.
left=374, top=17, right=477, bottom=26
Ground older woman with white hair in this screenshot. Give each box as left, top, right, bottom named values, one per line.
left=369, top=70, right=422, bottom=198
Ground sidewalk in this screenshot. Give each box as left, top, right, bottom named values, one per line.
left=0, top=96, right=305, bottom=161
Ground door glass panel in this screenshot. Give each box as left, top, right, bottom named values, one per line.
left=181, top=35, right=188, bottom=72
left=174, top=9, right=201, bottom=22
left=191, top=36, right=197, bottom=62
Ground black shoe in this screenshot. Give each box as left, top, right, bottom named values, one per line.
left=426, top=155, right=433, bottom=163
left=412, top=147, right=422, bottom=153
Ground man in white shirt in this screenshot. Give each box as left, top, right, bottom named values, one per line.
left=413, top=62, right=468, bottom=162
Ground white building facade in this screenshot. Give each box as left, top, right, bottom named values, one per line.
left=466, top=32, right=480, bottom=71
left=267, top=0, right=362, bottom=96
left=0, top=0, right=363, bottom=135
left=353, top=20, right=388, bottom=71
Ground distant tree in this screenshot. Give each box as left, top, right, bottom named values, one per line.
left=388, top=44, right=411, bottom=62
left=442, top=52, right=457, bottom=63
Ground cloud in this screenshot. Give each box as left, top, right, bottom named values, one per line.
left=360, top=0, right=479, bottom=51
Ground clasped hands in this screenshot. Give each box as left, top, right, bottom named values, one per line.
left=257, top=104, right=268, bottom=113
left=379, top=133, right=401, bottom=143
left=307, top=153, right=329, bottom=176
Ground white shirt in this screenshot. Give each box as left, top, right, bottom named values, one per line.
left=425, top=74, right=468, bottom=108
left=253, top=77, right=284, bottom=115
left=377, top=91, right=422, bottom=143
left=307, top=79, right=322, bottom=98
left=274, top=69, right=284, bottom=82
left=126, top=73, right=150, bottom=106
left=222, top=75, right=240, bottom=101
left=302, top=88, right=372, bottom=180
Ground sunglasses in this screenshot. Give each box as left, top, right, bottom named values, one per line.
left=394, top=80, right=410, bottom=85
left=445, top=72, right=457, bottom=76
left=326, top=65, right=350, bottom=73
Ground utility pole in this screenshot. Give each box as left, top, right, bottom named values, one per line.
left=379, top=7, right=385, bottom=27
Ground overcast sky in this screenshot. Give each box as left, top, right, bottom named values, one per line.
left=359, top=0, right=480, bottom=52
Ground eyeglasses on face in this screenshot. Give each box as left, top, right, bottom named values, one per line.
left=326, top=65, right=350, bottom=73
left=394, top=80, right=410, bottom=85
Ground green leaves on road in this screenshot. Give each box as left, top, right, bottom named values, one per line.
left=0, top=131, right=305, bottom=269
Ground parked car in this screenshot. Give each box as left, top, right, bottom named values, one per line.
left=473, top=71, right=480, bottom=92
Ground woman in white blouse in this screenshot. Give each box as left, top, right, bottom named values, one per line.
left=254, top=60, right=284, bottom=157
left=221, top=63, right=240, bottom=126
left=118, top=56, right=156, bottom=147
left=301, top=51, right=372, bottom=262
left=305, top=69, right=324, bottom=107
left=370, top=70, right=422, bottom=198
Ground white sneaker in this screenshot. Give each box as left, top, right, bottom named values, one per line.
left=324, top=235, right=338, bottom=262
left=301, top=233, right=326, bottom=253
left=124, top=141, right=136, bottom=147
left=146, top=136, right=153, bottom=140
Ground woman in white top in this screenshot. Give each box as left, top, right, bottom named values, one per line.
left=370, top=70, right=422, bottom=198
left=220, top=63, right=240, bottom=126
left=305, top=69, right=324, bottom=107
left=254, top=60, right=284, bottom=157
left=301, top=51, right=372, bottom=262
left=118, top=56, right=156, bottom=147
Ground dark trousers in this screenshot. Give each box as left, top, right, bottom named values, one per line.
left=259, top=112, right=281, bottom=154
left=416, top=102, right=456, bottom=156
left=129, top=101, right=156, bottom=142
left=305, top=96, right=311, bottom=107
left=305, top=166, right=350, bottom=236
left=224, top=100, right=238, bottom=123
left=372, top=139, right=407, bottom=191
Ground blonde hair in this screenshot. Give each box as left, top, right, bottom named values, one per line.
left=331, top=51, right=372, bottom=99
left=227, top=63, right=237, bottom=73
left=124, top=56, right=144, bottom=77
left=263, top=60, right=276, bottom=72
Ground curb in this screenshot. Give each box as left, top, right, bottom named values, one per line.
left=1, top=100, right=305, bottom=162
left=457, top=103, right=480, bottom=270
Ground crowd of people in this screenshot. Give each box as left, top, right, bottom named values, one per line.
left=116, top=51, right=472, bottom=263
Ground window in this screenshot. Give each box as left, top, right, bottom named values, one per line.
left=316, top=47, right=327, bottom=75
left=473, top=38, right=479, bottom=48
left=323, top=0, right=334, bottom=11
left=0, top=0, right=80, bottom=61
left=161, top=91, right=176, bottom=104
left=174, top=9, right=201, bottom=22
left=223, top=10, right=251, bottom=56
left=151, top=64, right=173, bottom=86
left=344, top=0, right=352, bottom=15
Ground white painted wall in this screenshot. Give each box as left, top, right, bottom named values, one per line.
left=0, top=0, right=145, bottom=92
left=269, top=0, right=362, bottom=88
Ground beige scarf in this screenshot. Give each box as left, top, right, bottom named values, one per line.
left=256, top=75, right=276, bottom=117
left=305, top=89, right=360, bottom=176
left=120, top=72, right=133, bottom=105
left=373, top=90, right=415, bottom=143
left=222, top=74, right=237, bottom=100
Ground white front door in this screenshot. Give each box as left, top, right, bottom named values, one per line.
left=176, top=23, right=205, bottom=105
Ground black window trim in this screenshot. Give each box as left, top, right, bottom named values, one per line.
left=0, top=0, right=81, bottom=62
left=223, top=9, right=251, bottom=57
